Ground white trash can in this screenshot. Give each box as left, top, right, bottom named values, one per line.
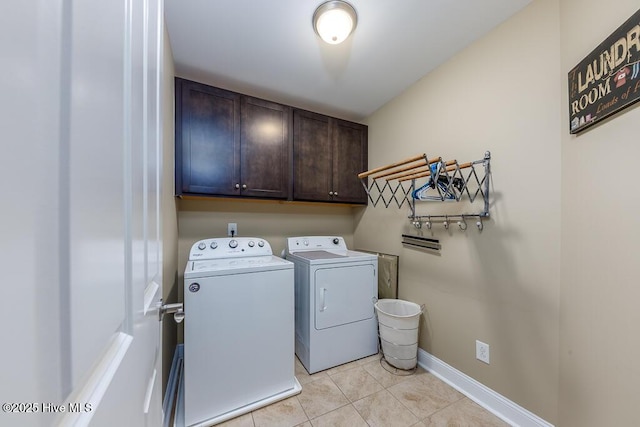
left=374, top=299, right=424, bottom=370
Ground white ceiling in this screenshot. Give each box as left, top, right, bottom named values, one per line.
left=165, top=0, right=532, bottom=121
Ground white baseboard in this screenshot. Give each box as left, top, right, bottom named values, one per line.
left=417, top=348, right=553, bottom=427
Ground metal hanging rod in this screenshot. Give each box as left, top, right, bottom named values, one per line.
left=358, top=151, right=491, bottom=231
left=410, top=214, right=486, bottom=231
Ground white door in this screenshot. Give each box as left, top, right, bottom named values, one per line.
left=0, top=1, right=165, bottom=426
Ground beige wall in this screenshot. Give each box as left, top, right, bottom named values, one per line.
left=161, top=23, right=179, bottom=394
left=177, top=200, right=357, bottom=265
left=355, top=0, right=562, bottom=422
left=166, top=0, right=640, bottom=424
left=559, top=1, right=640, bottom=426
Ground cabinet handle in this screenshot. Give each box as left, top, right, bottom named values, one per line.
left=334, top=192, right=338, bottom=196
left=235, top=183, right=240, bottom=189
left=242, top=184, right=247, bottom=190
left=329, top=191, right=334, bottom=196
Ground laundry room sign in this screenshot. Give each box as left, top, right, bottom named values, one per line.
left=568, top=8, right=640, bottom=134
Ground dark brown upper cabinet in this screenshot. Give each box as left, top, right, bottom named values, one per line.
left=239, top=96, right=291, bottom=199
left=175, top=78, right=367, bottom=204
left=292, top=110, right=332, bottom=202
left=176, top=79, right=240, bottom=196
left=331, top=119, right=368, bottom=204
left=293, top=109, right=368, bottom=204
left=175, top=78, right=291, bottom=199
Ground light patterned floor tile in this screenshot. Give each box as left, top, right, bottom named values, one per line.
left=330, top=366, right=384, bottom=402
left=416, top=372, right=465, bottom=400
left=309, top=404, right=368, bottom=427
left=295, top=357, right=329, bottom=385
left=388, top=374, right=464, bottom=419
left=423, top=398, right=511, bottom=427
left=352, top=389, right=419, bottom=427
left=297, top=376, right=349, bottom=419
left=251, top=396, right=307, bottom=427
left=355, top=352, right=383, bottom=366
left=225, top=354, right=517, bottom=427
left=325, top=360, right=360, bottom=376
left=361, top=359, right=424, bottom=389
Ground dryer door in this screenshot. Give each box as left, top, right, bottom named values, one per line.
left=314, top=264, right=375, bottom=330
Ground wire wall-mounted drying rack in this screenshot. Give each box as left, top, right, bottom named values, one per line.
left=358, top=151, right=491, bottom=230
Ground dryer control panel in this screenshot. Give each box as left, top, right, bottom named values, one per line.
left=189, top=237, right=272, bottom=260
left=286, top=236, right=347, bottom=252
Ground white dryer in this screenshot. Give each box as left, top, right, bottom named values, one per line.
left=286, top=236, right=378, bottom=374
left=183, top=237, right=301, bottom=427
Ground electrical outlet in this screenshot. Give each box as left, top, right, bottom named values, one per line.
left=476, top=340, right=490, bottom=364
left=227, top=223, right=238, bottom=237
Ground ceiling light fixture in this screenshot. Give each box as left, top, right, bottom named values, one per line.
left=312, top=1, right=358, bottom=45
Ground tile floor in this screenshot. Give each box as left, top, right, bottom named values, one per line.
left=217, top=355, right=510, bottom=427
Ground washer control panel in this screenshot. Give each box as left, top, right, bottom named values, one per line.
left=286, top=236, right=347, bottom=252
left=189, top=237, right=272, bottom=260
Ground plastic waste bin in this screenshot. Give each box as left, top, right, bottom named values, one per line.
left=374, top=299, right=423, bottom=370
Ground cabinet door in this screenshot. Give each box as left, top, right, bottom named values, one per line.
left=176, top=78, right=240, bottom=195
left=293, top=110, right=333, bottom=202
left=332, top=119, right=368, bottom=204
left=241, top=96, right=291, bottom=199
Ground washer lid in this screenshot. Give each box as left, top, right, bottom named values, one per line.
left=185, top=255, right=293, bottom=278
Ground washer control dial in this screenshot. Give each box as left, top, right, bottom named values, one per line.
left=228, top=239, right=238, bottom=249
left=197, top=242, right=206, bottom=250
left=332, top=238, right=339, bottom=245
left=303, top=239, right=309, bottom=246
left=258, top=240, right=265, bottom=247
left=248, top=240, right=255, bottom=247
left=210, top=241, right=218, bottom=249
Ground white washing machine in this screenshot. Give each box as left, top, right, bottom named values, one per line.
left=286, top=236, right=378, bottom=374
left=183, top=237, right=301, bottom=427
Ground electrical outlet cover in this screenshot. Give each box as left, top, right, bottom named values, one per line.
left=476, top=340, right=490, bottom=364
